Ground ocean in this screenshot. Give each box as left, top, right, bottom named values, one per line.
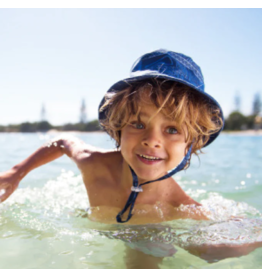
left=0, top=132, right=262, bottom=268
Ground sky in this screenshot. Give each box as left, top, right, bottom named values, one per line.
left=1, top=8, right=262, bottom=125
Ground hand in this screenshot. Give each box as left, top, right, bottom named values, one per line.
left=0, top=170, right=20, bottom=203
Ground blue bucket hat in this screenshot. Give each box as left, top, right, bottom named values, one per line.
left=99, top=49, right=224, bottom=146
left=98, top=49, right=224, bottom=223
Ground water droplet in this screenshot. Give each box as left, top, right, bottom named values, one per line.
left=240, top=181, right=245, bottom=185
left=246, top=173, right=251, bottom=178
left=86, top=251, right=93, bottom=256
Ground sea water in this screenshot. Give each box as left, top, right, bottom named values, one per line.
left=0, top=132, right=262, bottom=268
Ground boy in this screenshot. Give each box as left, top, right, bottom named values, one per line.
left=2, top=49, right=262, bottom=265
left=0, top=49, right=223, bottom=225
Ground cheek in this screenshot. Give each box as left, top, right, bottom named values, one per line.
left=121, top=128, right=138, bottom=147
left=169, top=142, right=187, bottom=160
left=120, top=130, right=134, bottom=158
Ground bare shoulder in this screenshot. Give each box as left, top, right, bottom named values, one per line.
left=162, top=177, right=201, bottom=207
left=79, top=150, right=121, bottom=168
left=77, top=149, right=122, bottom=180
left=157, top=178, right=208, bottom=220
left=49, top=134, right=120, bottom=170
left=78, top=150, right=122, bottom=193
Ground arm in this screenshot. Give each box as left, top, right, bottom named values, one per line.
left=183, top=241, right=262, bottom=262
left=0, top=135, right=95, bottom=203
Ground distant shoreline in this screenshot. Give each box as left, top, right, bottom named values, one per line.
left=0, top=130, right=105, bottom=135
left=47, top=130, right=262, bottom=136
left=222, top=130, right=262, bottom=136
left=1, top=129, right=262, bottom=136
left=47, top=129, right=105, bottom=135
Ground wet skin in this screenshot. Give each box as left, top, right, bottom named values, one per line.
left=1, top=101, right=262, bottom=262
left=0, top=101, right=203, bottom=224
left=79, top=102, right=202, bottom=223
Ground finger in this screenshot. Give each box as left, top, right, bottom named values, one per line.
left=0, top=188, right=10, bottom=203
left=0, top=182, right=11, bottom=190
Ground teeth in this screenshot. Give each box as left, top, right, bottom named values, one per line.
left=139, top=154, right=161, bottom=160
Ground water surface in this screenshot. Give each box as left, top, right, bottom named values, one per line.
left=0, top=132, right=262, bottom=268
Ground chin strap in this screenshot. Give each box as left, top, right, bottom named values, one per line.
left=116, top=144, right=193, bottom=223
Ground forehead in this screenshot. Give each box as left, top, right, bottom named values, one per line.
left=125, top=82, right=187, bottom=124
left=134, top=93, right=175, bottom=117
left=130, top=102, right=176, bottom=124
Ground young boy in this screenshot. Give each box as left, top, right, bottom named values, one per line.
left=0, top=49, right=223, bottom=225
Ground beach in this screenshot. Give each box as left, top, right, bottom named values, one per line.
left=45, top=129, right=262, bottom=136
left=222, top=130, right=262, bottom=136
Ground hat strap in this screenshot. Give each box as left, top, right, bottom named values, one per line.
left=116, top=143, right=193, bottom=223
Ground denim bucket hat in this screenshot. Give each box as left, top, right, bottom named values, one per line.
left=99, top=49, right=224, bottom=147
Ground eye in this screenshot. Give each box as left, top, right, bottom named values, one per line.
left=166, top=127, right=178, bottom=134
left=131, top=122, right=144, bottom=129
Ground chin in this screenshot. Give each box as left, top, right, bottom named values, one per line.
left=134, top=168, right=165, bottom=183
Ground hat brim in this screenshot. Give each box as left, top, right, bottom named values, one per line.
left=99, top=74, right=224, bottom=147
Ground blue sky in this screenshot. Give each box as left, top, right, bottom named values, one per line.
left=1, top=9, right=262, bottom=125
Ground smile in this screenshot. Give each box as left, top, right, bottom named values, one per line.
left=138, top=154, right=162, bottom=160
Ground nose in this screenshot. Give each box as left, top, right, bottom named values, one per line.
left=141, top=127, right=162, bottom=148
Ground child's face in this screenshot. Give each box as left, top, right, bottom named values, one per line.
left=120, top=100, right=188, bottom=183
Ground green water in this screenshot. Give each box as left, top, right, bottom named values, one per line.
left=0, top=133, right=262, bottom=268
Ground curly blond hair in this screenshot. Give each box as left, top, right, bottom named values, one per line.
left=99, top=79, right=223, bottom=157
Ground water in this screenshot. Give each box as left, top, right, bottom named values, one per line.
left=0, top=132, right=262, bottom=268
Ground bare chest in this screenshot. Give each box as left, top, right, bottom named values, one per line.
left=86, top=176, right=165, bottom=208
left=79, top=152, right=200, bottom=224
left=83, top=174, right=187, bottom=224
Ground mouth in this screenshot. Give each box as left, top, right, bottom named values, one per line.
left=137, top=154, right=164, bottom=165
left=138, top=154, right=162, bottom=160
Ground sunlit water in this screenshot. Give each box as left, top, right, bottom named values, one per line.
left=0, top=132, right=262, bottom=268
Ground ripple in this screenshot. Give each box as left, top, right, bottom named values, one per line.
left=1, top=170, right=262, bottom=252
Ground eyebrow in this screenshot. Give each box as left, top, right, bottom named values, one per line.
left=135, top=111, right=176, bottom=123
left=137, top=112, right=150, bottom=118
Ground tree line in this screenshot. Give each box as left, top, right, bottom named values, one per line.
left=0, top=92, right=261, bottom=132
left=224, top=92, right=262, bottom=131
left=0, top=120, right=101, bottom=132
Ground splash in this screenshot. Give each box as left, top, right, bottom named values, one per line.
left=0, top=170, right=262, bottom=249
left=0, top=170, right=90, bottom=236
